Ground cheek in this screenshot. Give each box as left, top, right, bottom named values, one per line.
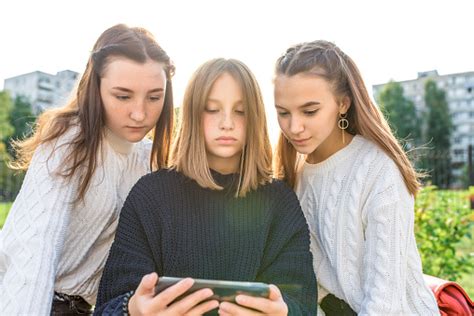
left=148, top=102, right=164, bottom=120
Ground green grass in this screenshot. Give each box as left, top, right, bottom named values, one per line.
left=0, top=202, right=12, bottom=228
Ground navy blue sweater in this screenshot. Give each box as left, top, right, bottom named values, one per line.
left=95, top=169, right=317, bottom=315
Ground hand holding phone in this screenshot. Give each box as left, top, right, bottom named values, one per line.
left=155, top=276, right=271, bottom=303
left=218, top=284, right=289, bottom=316
left=128, top=273, right=219, bottom=316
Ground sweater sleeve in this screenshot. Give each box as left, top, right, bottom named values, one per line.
left=359, top=167, right=439, bottom=315
left=0, top=140, right=78, bottom=315
left=256, top=183, right=317, bottom=316
left=94, top=177, right=159, bottom=315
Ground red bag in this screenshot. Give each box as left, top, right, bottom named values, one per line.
left=423, top=274, right=474, bottom=316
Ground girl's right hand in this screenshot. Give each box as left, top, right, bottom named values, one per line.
left=128, top=272, right=219, bottom=316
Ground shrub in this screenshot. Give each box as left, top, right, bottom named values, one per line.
left=415, top=186, right=474, bottom=281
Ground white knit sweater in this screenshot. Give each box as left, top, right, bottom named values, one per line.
left=0, top=127, right=151, bottom=315
left=296, top=135, right=439, bottom=316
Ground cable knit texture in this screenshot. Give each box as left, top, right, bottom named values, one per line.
left=296, top=135, right=440, bottom=316
left=94, top=169, right=317, bottom=315
left=0, top=126, right=151, bottom=315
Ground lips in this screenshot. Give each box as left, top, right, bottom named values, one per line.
left=291, top=137, right=310, bottom=145
left=216, top=136, right=237, bottom=141
left=126, top=126, right=146, bottom=129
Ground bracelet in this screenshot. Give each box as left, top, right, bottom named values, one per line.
left=122, top=290, right=135, bottom=316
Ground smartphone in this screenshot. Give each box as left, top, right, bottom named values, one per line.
left=154, top=276, right=270, bottom=303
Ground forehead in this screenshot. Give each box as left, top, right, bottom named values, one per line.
left=101, top=57, right=166, bottom=86
left=274, top=74, right=334, bottom=102
left=208, top=72, right=243, bottom=97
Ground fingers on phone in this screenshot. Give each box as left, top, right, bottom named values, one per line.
left=268, top=284, right=283, bottom=300
left=219, top=301, right=261, bottom=315
left=169, top=288, right=215, bottom=312
left=185, top=298, right=220, bottom=315
left=152, top=277, right=194, bottom=306
left=136, top=273, right=158, bottom=296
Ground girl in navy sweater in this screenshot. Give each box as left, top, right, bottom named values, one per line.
left=95, top=58, right=317, bottom=315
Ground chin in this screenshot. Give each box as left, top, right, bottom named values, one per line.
left=124, top=134, right=146, bottom=143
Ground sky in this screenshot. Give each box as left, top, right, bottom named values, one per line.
left=1, top=0, right=473, bottom=143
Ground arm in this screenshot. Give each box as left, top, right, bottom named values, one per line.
left=0, top=141, right=77, bottom=315
left=256, top=185, right=318, bottom=315
left=94, top=177, right=160, bottom=314
left=360, top=175, right=439, bottom=315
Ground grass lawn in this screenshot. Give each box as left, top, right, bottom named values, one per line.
left=0, top=202, right=12, bottom=229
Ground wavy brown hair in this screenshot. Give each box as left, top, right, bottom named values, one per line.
left=274, top=40, right=420, bottom=195
left=11, top=24, right=175, bottom=201
left=171, top=58, right=272, bottom=197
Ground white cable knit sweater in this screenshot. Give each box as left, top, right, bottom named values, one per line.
left=296, top=135, right=439, bottom=316
left=0, top=127, right=151, bottom=315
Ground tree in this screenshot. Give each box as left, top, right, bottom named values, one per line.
left=0, top=91, right=14, bottom=141
left=423, top=80, right=452, bottom=188
left=10, top=96, right=35, bottom=141
left=377, top=81, right=421, bottom=148
left=7, top=95, right=35, bottom=156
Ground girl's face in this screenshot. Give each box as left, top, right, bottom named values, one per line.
left=100, top=57, right=167, bottom=143
left=274, top=73, right=349, bottom=163
left=203, top=72, right=246, bottom=174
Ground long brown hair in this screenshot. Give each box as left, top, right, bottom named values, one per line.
left=274, top=40, right=420, bottom=195
left=171, top=58, right=272, bottom=197
left=11, top=24, right=175, bottom=201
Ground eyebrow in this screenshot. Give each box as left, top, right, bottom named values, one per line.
left=207, top=98, right=243, bottom=105
left=275, top=101, right=320, bottom=109
left=111, top=87, right=164, bottom=93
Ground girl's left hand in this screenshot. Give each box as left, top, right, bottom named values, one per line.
left=218, top=284, right=288, bottom=315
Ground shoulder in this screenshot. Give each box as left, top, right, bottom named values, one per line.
left=31, top=125, right=81, bottom=167
left=259, top=179, right=301, bottom=210
left=135, top=168, right=184, bottom=190
left=355, top=137, right=412, bottom=206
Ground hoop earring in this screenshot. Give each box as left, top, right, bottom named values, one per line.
left=338, top=112, right=349, bottom=144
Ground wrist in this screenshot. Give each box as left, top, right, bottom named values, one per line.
left=122, top=290, right=135, bottom=315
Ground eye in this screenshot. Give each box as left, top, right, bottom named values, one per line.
left=304, top=109, right=318, bottom=116
left=116, top=95, right=130, bottom=101
left=204, top=107, right=219, bottom=113
left=149, top=95, right=162, bottom=102
left=277, top=111, right=289, bottom=117
left=235, top=109, right=245, bottom=115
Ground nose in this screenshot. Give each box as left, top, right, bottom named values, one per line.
left=219, top=110, right=234, bottom=130
left=289, top=115, right=304, bottom=135
left=130, top=99, right=146, bottom=122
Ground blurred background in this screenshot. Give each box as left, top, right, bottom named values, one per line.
left=0, top=0, right=473, bottom=297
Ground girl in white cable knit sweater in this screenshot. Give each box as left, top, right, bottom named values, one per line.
left=0, top=24, right=175, bottom=315
left=272, top=40, right=440, bottom=315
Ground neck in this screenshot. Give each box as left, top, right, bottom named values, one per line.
left=104, top=127, right=134, bottom=154
left=207, top=155, right=240, bottom=175
left=307, top=130, right=353, bottom=164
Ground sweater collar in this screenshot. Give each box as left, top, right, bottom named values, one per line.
left=104, top=127, right=135, bottom=155
left=302, top=134, right=365, bottom=173
left=210, top=169, right=240, bottom=189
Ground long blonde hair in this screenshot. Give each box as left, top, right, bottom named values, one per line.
left=11, top=24, right=175, bottom=201
left=171, top=58, right=272, bottom=197
left=274, top=40, right=420, bottom=195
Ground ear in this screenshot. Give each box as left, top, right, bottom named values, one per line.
left=339, top=96, right=351, bottom=114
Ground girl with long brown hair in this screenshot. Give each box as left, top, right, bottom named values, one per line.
left=273, top=40, right=439, bottom=315
left=94, top=58, right=317, bottom=315
left=0, top=24, right=174, bottom=315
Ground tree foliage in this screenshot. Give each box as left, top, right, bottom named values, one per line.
left=378, top=81, right=421, bottom=148
left=0, top=91, right=14, bottom=140
left=422, top=80, right=452, bottom=188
